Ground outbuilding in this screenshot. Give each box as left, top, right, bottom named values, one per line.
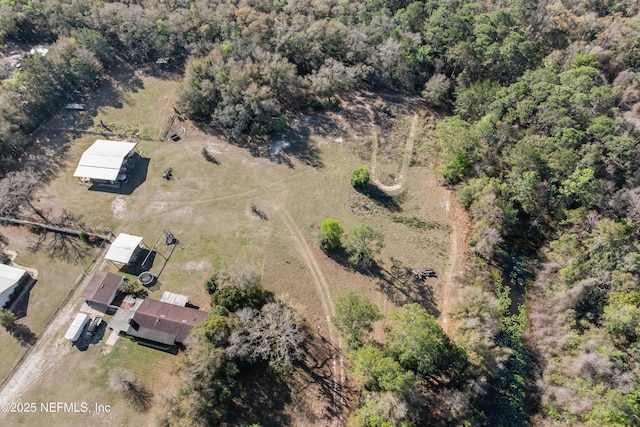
left=73, top=139, right=137, bottom=186
left=0, top=264, right=27, bottom=308
left=81, top=272, right=124, bottom=313
left=105, top=233, right=144, bottom=266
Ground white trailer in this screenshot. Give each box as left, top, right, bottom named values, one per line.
left=65, top=313, right=90, bottom=342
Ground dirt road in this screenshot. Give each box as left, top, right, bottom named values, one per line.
left=276, top=205, right=346, bottom=426
left=438, top=192, right=470, bottom=334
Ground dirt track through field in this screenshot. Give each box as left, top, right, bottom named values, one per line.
left=371, top=114, right=418, bottom=192
left=276, top=205, right=345, bottom=426
left=438, top=192, right=469, bottom=334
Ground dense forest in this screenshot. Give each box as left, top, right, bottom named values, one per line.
left=2, top=0, right=640, bottom=425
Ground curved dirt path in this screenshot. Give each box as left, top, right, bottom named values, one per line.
left=2, top=250, right=39, bottom=279
left=276, top=205, right=345, bottom=426
left=370, top=113, right=418, bottom=192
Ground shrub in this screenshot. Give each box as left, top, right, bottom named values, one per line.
left=318, top=218, right=343, bottom=252
left=344, top=224, right=384, bottom=269
left=119, top=278, right=148, bottom=299
left=351, top=167, right=371, bottom=189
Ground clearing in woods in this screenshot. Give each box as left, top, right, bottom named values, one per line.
left=0, top=67, right=466, bottom=426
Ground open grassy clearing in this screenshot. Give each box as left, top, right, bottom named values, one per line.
left=1, top=70, right=459, bottom=425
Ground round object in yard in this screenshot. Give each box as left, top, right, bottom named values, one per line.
left=138, top=271, right=155, bottom=286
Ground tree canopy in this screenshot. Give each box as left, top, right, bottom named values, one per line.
left=332, top=293, right=382, bottom=350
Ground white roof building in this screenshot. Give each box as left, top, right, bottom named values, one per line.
left=0, top=264, right=27, bottom=308
left=105, top=233, right=144, bottom=264
left=73, top=140, right=137, bottom=181
left=64, top=313, right=89, bottom=342
left=160, top=291, right=189, bottom=307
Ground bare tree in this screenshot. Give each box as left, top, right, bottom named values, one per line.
left=109, top=368, right=153, bottom=411
left=28, top=210, right=89, bottom=263
left=0, top=169, right=45, bottom=221
left=226, top=301, right=305, bottom=372
left=422, top=73, right=451, bottom=107
left=473, top=226, right=503, bottom=259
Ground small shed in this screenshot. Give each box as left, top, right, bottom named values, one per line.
left=81, top=272, right=124, bottom=313
left=73, top=139, right=136, bottom=185
left=65, top=313, right=89, bottom=342
left=105, top=233, right=144, bottom=265
left=160, top=291, right=189, bottom=307
left=0, top=264, right=27, bottom=308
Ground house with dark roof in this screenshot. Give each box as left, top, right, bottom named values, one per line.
left=81, top=272, right=124, bottom=313
left=125, top=298, right=208, bottom=348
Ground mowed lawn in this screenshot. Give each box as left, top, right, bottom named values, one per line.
left=2, top=71, right=455, bottom=426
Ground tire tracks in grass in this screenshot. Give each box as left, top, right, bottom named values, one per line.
left=276, top=204, right=345, bottom=426
left=370, top=113, right=418, bottom=192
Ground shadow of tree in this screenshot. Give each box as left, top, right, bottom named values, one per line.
left=9, top=323, right=37, bottom=347
left=356, top=184, right=404, bottom=212
left=326, top=246, right=373, bottom=275
left=125, top=381, right=154, bottom=412
left=139, top=62, right=185, bottom=82
left=376, top=258, right=440, bottom=317
left=26, top=211, right=93, bottom=264
left=29, top=230, right=90, bottom=264
left=226, top=363, right=293, bottom=427
left=296, top=332, right=349, bottom=423
left=279, top=122, right=324, bottom=168
left=191, top=112, right=326, bottom=169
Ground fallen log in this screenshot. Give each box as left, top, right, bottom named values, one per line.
left=0, top=217, right=110, bottom=242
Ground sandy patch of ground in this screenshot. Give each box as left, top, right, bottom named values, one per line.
left=186, top=177, right=212, bottom=190
left=184, top=260, right=210, bottom=271
left=111, top=196, right=127, bottom=219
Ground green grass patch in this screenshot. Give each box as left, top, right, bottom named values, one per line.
left=392, top=215, right=437, bottom=230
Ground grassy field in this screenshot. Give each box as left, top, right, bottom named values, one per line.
left=0, top=68, right=456, bottom=425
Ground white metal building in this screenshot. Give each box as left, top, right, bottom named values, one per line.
left=105, top=233, right=144, bottom=265
left=73, top=140, right=137, bottom=183
left=0, top=264, right=27, bottom=308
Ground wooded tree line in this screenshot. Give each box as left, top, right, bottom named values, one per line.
left=1, top=0, right=625, bottom=161
left=430, top=1, right=640, bottom=426
left=0, top=26, right=113, bottom=172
